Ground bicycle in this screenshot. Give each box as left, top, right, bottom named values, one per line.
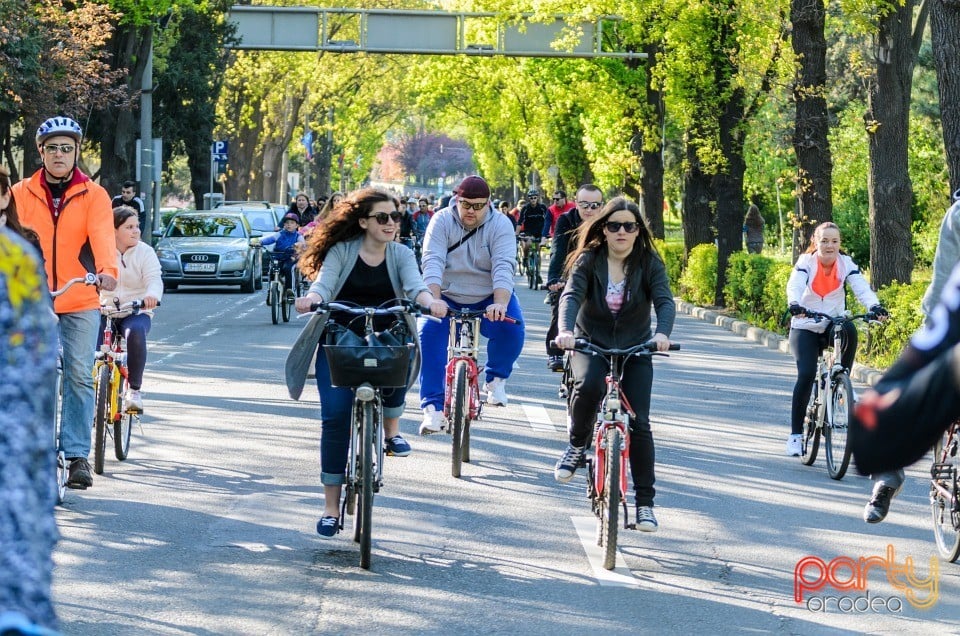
left=265, top=251, right=294, bottom=324
left=930, top=418, right=960, bottom=562
left=518, top=234, right=543, bottom=290
left=440, top=307, right=519, bottom=478
left=92, top=299, right=158, bottom=475
left=311, top=299, right=425, bottom=569
left=515, top=237, right=526, bottom=276
left=561, top=338, right=679, bottom=570
left=798, top=310, right=878, bottom=480
left=49, top=273, right=98, bottom=502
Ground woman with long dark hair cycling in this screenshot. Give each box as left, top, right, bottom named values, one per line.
left=553, top=196, right=675, bottom=532
left=294, top=188, right=444, bottom=538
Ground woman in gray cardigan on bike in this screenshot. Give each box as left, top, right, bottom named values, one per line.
left=293, top=188, right=444, bottom=538
left=553, top=196, right=675, bottom=532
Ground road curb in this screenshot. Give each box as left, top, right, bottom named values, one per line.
left=674, top=299, right=884, bottom=387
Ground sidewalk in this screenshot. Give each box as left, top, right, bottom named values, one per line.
left=674, top=299, right=885, bottom=387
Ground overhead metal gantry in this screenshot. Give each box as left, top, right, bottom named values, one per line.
left=226, top=6, right=645, bottom=59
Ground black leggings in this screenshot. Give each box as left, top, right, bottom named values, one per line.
left=568, top=352, right=656, bottom=507
left=789, top=323, right=858, bottom=434
left=545, top=294, right=562, bottom=357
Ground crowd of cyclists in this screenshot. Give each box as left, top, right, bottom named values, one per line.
left=3, top=114, right=960, bottom=633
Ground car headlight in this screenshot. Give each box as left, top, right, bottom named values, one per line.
left=156, top=248, right=176, bottom=260
left=223, top=250, right=248, bottom=261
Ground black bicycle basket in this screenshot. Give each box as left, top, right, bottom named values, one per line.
left=323, top=324, right=411, bottom=388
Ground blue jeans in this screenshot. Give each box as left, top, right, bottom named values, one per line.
left=314, top=344, right=406, bottom=486
left=58, top=309, right=100, bottom=458
left=417, top=293, right=525, bottom=410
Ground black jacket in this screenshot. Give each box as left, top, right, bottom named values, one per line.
left=559, top=247, right=675, bottom=348
left=547, top=207, right=583, bottom=285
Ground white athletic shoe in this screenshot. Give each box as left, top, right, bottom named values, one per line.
left=785, top=433, right=803, bottom=457
left=419, top=404, right=447, bottom=435
left=485, top=377, right=509, bottom=406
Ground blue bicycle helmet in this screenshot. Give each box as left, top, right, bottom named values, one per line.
left=36, top=116, right=83, bottom=145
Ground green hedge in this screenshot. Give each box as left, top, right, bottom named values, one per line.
left=653, top=239, right=684, bottom=292
left=679, top=243, right=717, bottom=306
left=672, top=244, right=928, bottom=371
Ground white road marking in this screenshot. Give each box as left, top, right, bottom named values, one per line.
left=522, top=403, right=557, bottom=432
left=571, top=516, right=638, bottom=586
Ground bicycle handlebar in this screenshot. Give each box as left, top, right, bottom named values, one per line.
left=799, top=309, right=878, bottom=324
left=101, top=299, right=162, bottom=317
left=554, top=338, right=680, bottom=358
left=309, top=299, right=430, bottom=318
left=445, top=307, right=519, bottom=324
left=50, top=273, right=98, bottom=297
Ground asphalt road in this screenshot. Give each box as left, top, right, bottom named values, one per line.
left=52, top=276, right=960, bottom=635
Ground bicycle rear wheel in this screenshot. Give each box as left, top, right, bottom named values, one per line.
left=270, top=282, right=280, bottom=324
left=931, top=423, right=960, bottom=562
left=281, top=286, right=292, bottom=322
left=825, top=373, right=854, bottom=480
left=527, top=251, right=537, bottom=289
left=600, top=427, right=621, bottom=570
left=451, top=360, right=469, bottom=478
left=113, top=376, right=133, bottom=460
left=93, top=364, right=110, bottom=475
left=800, top=382, right=820, bottom=466
left=358, top=401, right=375, bottom=569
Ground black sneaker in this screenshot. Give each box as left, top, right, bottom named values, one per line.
left=554, top=444, right=586, bottom=483
left=864, top=484, right=902, bottom=523
left=548, top=356, right=564, bottom=372
left=66, top=457, right=93, bottom=489
left=316, top=515, right=340, bottom=538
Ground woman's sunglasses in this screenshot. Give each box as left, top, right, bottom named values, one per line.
left=368, top=211, right=403, bottom=224
left=604, top=221, right=640, bottom=233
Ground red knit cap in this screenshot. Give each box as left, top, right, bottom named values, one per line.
left=456, top=175, right=490, bottom=199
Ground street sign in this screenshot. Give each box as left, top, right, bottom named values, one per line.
left=211, top=140, right=229, bottom=161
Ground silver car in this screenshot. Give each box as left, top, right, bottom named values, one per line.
left=154, top=211, right=263, bottom=292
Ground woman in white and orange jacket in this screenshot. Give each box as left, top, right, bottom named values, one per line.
left=784, top=221, right=887, bottom=456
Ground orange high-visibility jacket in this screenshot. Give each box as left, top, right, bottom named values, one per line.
left=12, top=169, right=118, bottom=314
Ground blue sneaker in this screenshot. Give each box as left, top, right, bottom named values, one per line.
left=316, top=515, right=339, bottom=538
left=385, top=434, right=412, bottom=457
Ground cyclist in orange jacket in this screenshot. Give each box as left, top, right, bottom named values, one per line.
left=12, top=116, right=117, bottom=490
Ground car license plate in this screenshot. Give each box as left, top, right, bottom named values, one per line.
left=184, top=263, right=216, bottom=273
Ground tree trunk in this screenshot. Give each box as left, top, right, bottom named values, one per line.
left=682, top=135, right=714, bottom=255
left=866, top=1, right=916, bottom=287
left=931, top=0, right=960, bottom=196
left=227, top=105, right=262, bottom=201
left=98, top=24, right=151, bottom=197
left=642, top=42, right=666, bottom=240
left=791, top=0, right=833, bottom=255
left=714, top=87, right=748, bottom=307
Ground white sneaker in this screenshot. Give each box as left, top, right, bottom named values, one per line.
left=419, top=405, right=446, bottom=435
left=785, top=433, right=803, bottom=457
left=124, top=389, right=143, bottom=414
left=485, top=377, right=508, bottom=406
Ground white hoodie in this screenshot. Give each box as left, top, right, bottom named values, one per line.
left=786, top=252, right=879, bottom=333
left=99, top=240, right=163, bottom=316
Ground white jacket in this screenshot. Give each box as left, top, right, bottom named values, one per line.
left=786, top=252, right=879, bottom=333
left=99, top=241, right=163, bottom=316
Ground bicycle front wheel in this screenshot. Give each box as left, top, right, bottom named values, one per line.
left=451, top=360, right=469, bottom=478
left=93, top=364, right=110, bottom=475
left=825, top=373, right=854, bottom=480
left=600, top=427, right=621, bottom=570
left=931, top=424, right=960, bottom=562
left=270, top=283, right=280, bottom=324
left=54, top=367, right=66, bottom=503
left=358, top=400, right=375, bottom=569
left=800, top=381, right=820, bottom=466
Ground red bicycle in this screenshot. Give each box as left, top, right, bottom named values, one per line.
left=441, top=307, right=519, bottom=478
left=564, top=339, right=679, bottom=569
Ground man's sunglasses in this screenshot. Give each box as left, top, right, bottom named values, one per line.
left=577, top=201, right=603, bottom=210
left=42, top=143, right=76, bottom=154
left=458, top=200, right=487, bottom=211
left=604, top=221, right=640, bottom=233
left=368, top=211, right=403, bottom=224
